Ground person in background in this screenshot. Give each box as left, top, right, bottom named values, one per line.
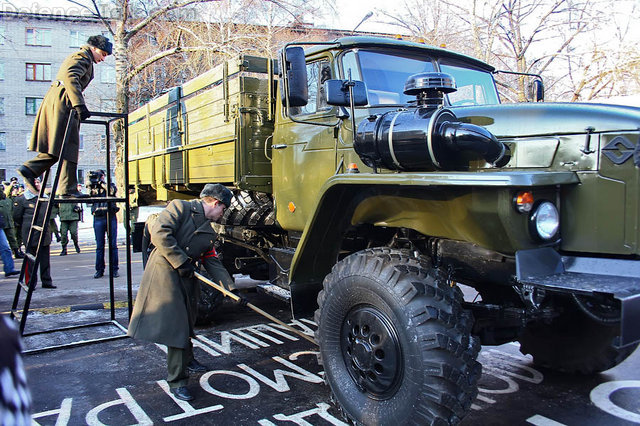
left=45, top=188, right=62, bottom=244
left=89, top=170, right=119, bottom=278
left=10, top=185, right=25, bottom=254
left=128, top=184, right=236, bottom=402
left=0, top=211, right=20, bottom=278
left=17, top=35, right=112, bottom=198
left=58, top=199, right=82, bottom=256
left=13, top=178, right=55, bottom=289
left=0, top=191, right=24, bottom=259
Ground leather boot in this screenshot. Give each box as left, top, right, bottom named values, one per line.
left=60, top=245, right=67, bottom=256
left=74, top=241, right=81, bottom=253
left=13, top=248, right=25, bottom=259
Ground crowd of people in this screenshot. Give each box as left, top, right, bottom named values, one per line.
left=0, top=172, right=119, bottom=288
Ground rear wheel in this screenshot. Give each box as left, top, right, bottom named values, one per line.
left=518, top=303, right=638, bottom=374
left=314, top=248, right=481, bottom=425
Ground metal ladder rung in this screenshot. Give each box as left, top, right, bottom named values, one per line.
left=17, top=281, right=29, bottom=293
left=32, top=225, right=43, bottom=232
left=11, top=310, right=22, bottom=323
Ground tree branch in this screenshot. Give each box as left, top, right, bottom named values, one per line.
left=126, top=0, right=220, bottom=42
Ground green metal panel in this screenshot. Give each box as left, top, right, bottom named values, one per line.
left=128, top=56, right=275, bottom=197
left=287, top=173, right=570, bottom=291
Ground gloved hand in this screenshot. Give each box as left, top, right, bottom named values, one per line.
left=74, top=104, right=91, bottom=121
left=178, top=260, right=195, bottom=279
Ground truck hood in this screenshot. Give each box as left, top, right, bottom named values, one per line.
left=452, top=102, right=640, bottom=138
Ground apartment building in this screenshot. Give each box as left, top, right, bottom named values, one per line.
left=0, top=11, right=117, bottom=187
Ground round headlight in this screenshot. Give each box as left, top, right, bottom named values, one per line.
left=530, top=201, right=559, bottom=241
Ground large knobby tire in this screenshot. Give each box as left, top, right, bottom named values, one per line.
left=518, top=305, right=638, bottom=374
left=314, top=248, right=481, bottom=425
left=221, top=191, right=275, bottom=227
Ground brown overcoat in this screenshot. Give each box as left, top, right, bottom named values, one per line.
left=29, top=45, right=94, bottom=162
left=127, top=199, right=232, bottom=348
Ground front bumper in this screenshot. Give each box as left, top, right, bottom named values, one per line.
left=516, top=248, right=640, bottom=347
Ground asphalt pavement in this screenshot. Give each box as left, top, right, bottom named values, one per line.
left=1, top=225, right=640, bottom=425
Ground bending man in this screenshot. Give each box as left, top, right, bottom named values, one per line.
left=128, top=184, right=235, bottom=402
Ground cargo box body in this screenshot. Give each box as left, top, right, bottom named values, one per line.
left=128, top=56, right=275, bottom=200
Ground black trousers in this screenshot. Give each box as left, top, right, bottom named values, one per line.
left=25, top=244, right=52, bottom=287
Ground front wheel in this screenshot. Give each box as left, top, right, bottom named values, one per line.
left=314, top=248, right=481, bottom=425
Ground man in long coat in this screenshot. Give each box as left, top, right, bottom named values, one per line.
left=128, top=184, right=235, bottom=402
left=13, top=179, right=54, bottom=289
left=17, top=35, right=112, bottom=198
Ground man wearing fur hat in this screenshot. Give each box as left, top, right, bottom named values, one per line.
left=18, top=35, right=113, bottom=198
left=128, top=184, right=236, bottom=402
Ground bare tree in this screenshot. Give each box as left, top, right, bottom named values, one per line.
left=376, top=0, right=639, bottom=102
left=559, top=0, right=640, bottom=101
left=64, top=0, right=330, bottom=189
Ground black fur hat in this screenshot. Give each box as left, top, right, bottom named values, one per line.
left=87, top=35, right=113, bottom=55
left=200, top=184, right=232, bottom=207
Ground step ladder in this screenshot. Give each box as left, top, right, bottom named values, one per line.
left=9, top=110, right=134, bottom=353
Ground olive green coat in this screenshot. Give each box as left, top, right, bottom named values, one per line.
left=29, top=45, right=94, bottom=162
left=0, top=197, right=15, bottom=229
left=58, top=202, right=81, bottom=221
left=127, top=199, right=230, bottom=348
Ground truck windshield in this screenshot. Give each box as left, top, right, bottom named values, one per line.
left=342, top=49, right=499, bottom=106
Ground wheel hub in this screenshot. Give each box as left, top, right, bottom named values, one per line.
left=341, top=305, right=402, bottom=399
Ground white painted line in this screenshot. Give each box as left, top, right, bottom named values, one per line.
left=526, top=414, right=567, bottom=426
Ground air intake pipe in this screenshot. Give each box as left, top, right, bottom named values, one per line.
left=353, top=71, right=510, bottom=171
left=354, top=108, right=511, bottom=171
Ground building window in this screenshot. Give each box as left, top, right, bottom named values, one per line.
left=26, top=28, right=52, bottom=46
left=0, top=98, right=4, bottom=115
left=77, top=169, right=84, bottom=186
left=26, top=97, right=43, bottom=115
left=0, top=133, right=6, bottom=151
left=69, top=30, right=88, bottom=47
left=0, top=169, right=5, bottom=182
left=26, top=63, right=52, bottom=81
left=78, top=134, right=84, bottom=151
left=101, top=66, right=116, bottom=84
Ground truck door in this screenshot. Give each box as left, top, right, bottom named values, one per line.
left=272, top=58, right=337, bottom=232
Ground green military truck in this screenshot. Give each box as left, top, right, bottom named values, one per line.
left=128, top=36, right=640, bottom=424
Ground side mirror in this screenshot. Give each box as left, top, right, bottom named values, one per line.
left=281, top=47, right=308, bottom=107
left=531, top=79, right=544, bottom=102
left=324, top=79, right=369, bottom=107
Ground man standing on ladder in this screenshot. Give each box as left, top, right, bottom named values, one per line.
left=17, top=35, right=112, bottom=198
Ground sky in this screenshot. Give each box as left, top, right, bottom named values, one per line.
left=0, top=0, right=402, bottom=33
